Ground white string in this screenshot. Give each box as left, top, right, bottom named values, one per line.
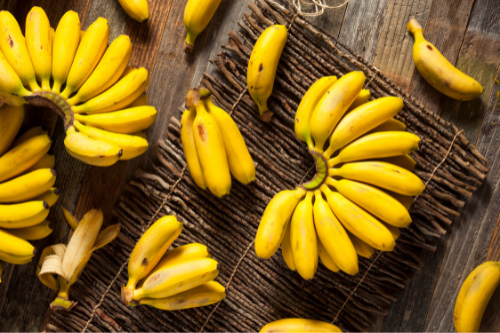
left=291, top=0, right=351, bottom=17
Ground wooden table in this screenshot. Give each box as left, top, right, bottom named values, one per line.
left=0, top=0, right=499, bottom=331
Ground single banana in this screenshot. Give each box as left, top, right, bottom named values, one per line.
left=74, top=105, right=156, bottom=135
left=347, top=88, right=371, bottom=111
left=280, top=221, right=295, bottom=271
left=32, top=188, right=59, bottom=207
left=377, top=154, right=417, bottom=171
left=384, top=190, right=414, bottom=210
left=0, top=48, right=33, bottom=97
left=309, top=71, right=366, bottom=152
left=183, top=0, right=221, bottom=52
left=255, top=187, right=305, bottom=259
left=0, top=11, right=40, bottom=91
left=454, top=261, right=500, bottom=332
left=0, top=91, right=27, bottom=106
left=0, top=104, right=24, bottom=155
left=0, top=133, right=52, bottom=182
left=322, top=185, right=395, bottom=252
left=247, top=25, right=288, bottom=120
left=122, top=216, right=183, bottom=304
left=118, top=0, right=149, bottom=22
left=73, top=121, right=148, bottom=160
left=369, top=118, right=406, bottom=133
left=328, top=131, right=420, bottom=167
left=0, top=168, right=56, bottom=203
left=127, top=92, right=147, bottom=108
left=61, top=17, right=109, bottom=98
left=11, top=126, right=47, bottom=148
left=317, top=238, right=339, bottom=273
left=324, top=96, right=404, bottom=158
left=23, top=154, right=56, bottom=174
left=64, top=128, right=122, bottom=167
left=313, top=190, right=358, bottom=275
left=68, top=35, right=132, bottom=105
left=260, top=318, right=342, bottom=333
left=347, top=231, right=375, bottom=259
left=408, top=18, right=483, bottom=100
left=0, top=249, right=33, bottom=265
left=52, top=10, right=81, bottom=93
left=0, top=228, right=35, bottom=257
left=295, top=76, right=337, bottom=149
left=152, top=243, right=210, bottom=272
left=25, top=7, right=52, bottom=90
left=329, top=161, right=425, bottom=196
left=0, top=201, right=50, bottom=229
left=180, top=108, right=207, bottom=189
left=205, top=96, right=255, bottom=185
left=4, top=220, right=54, bottom=240
left=381, top=222, right=400, bottom=240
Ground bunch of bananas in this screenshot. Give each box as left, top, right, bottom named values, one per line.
left=0, top=7, right=157, bottom=167
left=183, top=0, right=222, bottom=53
left=38, top=207, right=120, bottom=310
left=121, top=216, right=226, bottom=310
left=260, top=318, right=342, bottom=332
left=256, top=71, right=425, bottom=280
left=181, top=88, right=255, bottom=197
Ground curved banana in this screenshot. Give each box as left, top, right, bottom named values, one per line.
left=25, top=7, right=52, bottom=90
left=0, top=200, right=50, bottom=229
left=382, top=222, right=400, bottom=240
left=385, top=190, right=414, bottom=210
left=247, top=25, right=288, bottom=120
left=454, top=261, right=500, bottom=332
left=183, top=0, right=221, bottom=52
left=347, top=231, right=375, bottom=259
left=317, top=238, right=339, bottom=273
left=377, top=154, right=417, bottom=171
left=0, top=104, right=24, bottom=155
left=11, top=126, right=47, bottom=148
left=0, top=91, right=27, bottom=106
left=153, top=243, right=210, bottom=272
left=64, top=129, right=122, bottom=167
left=347, top=88, right=371, bottom=111
left=0, top=228, right=35, bottom=257
left=295, top=76, right=337, bottom=148
left=4, top=220, right=54, bottom=240
left=0, top=249, right=33, bottom=265
left=310, top=71, right=365, bottom=152
left=260, top=319, right=342, bottom=333
left=0, top=168, right=56, bottom=203
left=280, top=222, right=295, bottom=271
left=255, top=187, right=305, bottom=259
left=118, top=0, right=149, bottom=22
left=127, top=92, right=147, bottom=108
left=205, top=96, right=255, bottom=185
left=23, top=154, right=56, bottom=174
left=180, top=108, right=207, bottom=189
left=0, top=48, right=33, bottom=97
left=32, top=188, right=59, bottom=207
left=369, top=118, right=406, bottom=133
left=408, top=18, right=483, bottom=101
left=329, top=161, right=425, bottom=196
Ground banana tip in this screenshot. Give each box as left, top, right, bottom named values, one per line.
left=261, top=111, right=274, bottom=122
left=184, top=41, right=194, bottom=54
left=121, top=285, right=134, bottom=305
left=407, top=18, right=422, bottom=33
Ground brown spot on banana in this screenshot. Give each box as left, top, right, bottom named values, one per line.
left=197, top=124, right=207, bottom=141
left=426, top=45, right=432, bottom=50
left=259, top=63, right=263, bottom=71
left=7, top=35, right=13, bottom=47
left=141, top=258, right=149, bottom=266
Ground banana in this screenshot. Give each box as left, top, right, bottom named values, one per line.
left=369, top=118, right=406, bottom=133
left=290, top=192, right=317, bottom=280
left=347, top=88, right=371, bottom=111
left=0, top=11, right=40, bottom=91
left=310, top=71, right=366, bottom=152
left=408, top=18, right=483, bottom=101
left=4, top=220, right=54, bottom=240
left=132, top=258, right=219, bottom=300
left=347, top=231, right=375, bottom=259
left=61, top=206, right=79, bottom=230
left=0, top=168, right=56, bottom=203
left=329, top=161, right=425, bottom=196
left=68, top=35, right=132, bottom=105
left=317, top=238, right=339, bottom=273
left=133, top=281, right=225, bottom=310
left=328, top=131, right=420, bottom=167
left=32, top=188, right=59, bottom=207
left=0, top=91, right=27, bottom=106
left=0, top=249, right=33, bottom=265
left=295, top=76, right=337, bottom=148
left=0, top=48, right=33, bottom=97
left=180, top=108, right=207, bottom=189
left=260, top=319, right=342, bottom=333
left=186, top=88, right=231, bottom=197
left=127, top=92, right=147, bottom=108
left=0, top=228, right=35, bottom=257
left=122, top=216, right=183, bottom=304
left=64, top=128, right=122, bottom=167
left=247, top=25, right=288, bottom=119
left=313, top=190, right=358, bottom=275
left=73, top=121, right=148, bottom=160
left=118, top=0, right=149, bottom=22
left=205, top=96, right=255, bottom=185
left=324, top=96, right=404, bottom=158
left=52, top=11, right=81, bottom=93
left=0, top=133, right=52, bottom=182
left=11, top=126, right=47, bottom=148
left=153, top=243, right=210, bottom=272
left=0, top=201, right=50, bottom=229
left=386, top=190, right=414, bottom=210
left=255, top=187, right=305, bottom=259
left=381, top=222, right=400, bottom=240
left=61, top=17, right=109, bottom=98
left=454, top=261, right=500, bottom=332
left=0, top=104, right=24, bottom=155
left=321, top=185, right=395, bottom=251
left=280, top=222, right=295, bottom=271
left=25, top=7, right=52, bottom=90
left=23, top=154, right=56, bottom=173
left=183, top=0, right=221, bottom=52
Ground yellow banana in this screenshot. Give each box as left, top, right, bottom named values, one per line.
left=0, top=249, right=33, bottom=265
left=0, top=228, right=35, bottom=257
left=205, top=96, right=255, bottom=185
left=61, top=17, right=109, bottom=98
left=324, top=96, right=404, bottom=158
left=347, top=88, right=371, bottom=111
left=73, top=121, right=148, bottom=160
left=313, top=190, right=358, bottom=275
left=180, top=108, right=207, bottom=189
left=260, top=319, right=342, bottom=333
left=280, top=222, right=295, bottom=271
left=385, top=190, right=414, bottom=210
left=0, top=104, right=24, bottom=155
left=74, top=106, right=156, bottom=134
left=0, top=200, right=50, bottom=229
left=0, top=168, right=56, bottom=203
left=64, top=128, right=122, bottom=167
left=408, top=18, right=483, bottom=100
left=381, top=222, right=400, bottom=240
left=0, top=49, right=33, bottom=97
left=183, top=0, right=221, bottom=52
left=4, top=220, right=54, bottom=240
left=347, top=231, right=375, bottom=259
left=329, top=161, right=425, bottom=196
left=11, top=126, right=47, bottom=148
left=369, top=118, right=406, bottom=133
left=52, top=11, right=80, bottom=93
left=377, top=154, right=417, bottom=171
left=317, top=238, right=339, bottom=273
left=127, top=92, right=147, bottom=108
left=122, top=216, right=183, bottom=304
left=255, top=187, right=305, bottom=259
left=25, top=7, right=52, bottom=90
left=322, top=185, right=395, bottom=252
left=0, top=11, right=40, bottom=91
left=68, top=35, right=132, bottom=105
left=310, top=71, right=366, bottom=152
left=295, top=76, right=337, bottom=149
left=23, top=154, right=56, bottom=174
left=0, top=91, right=27, bottom=106
left=0, top=133, right=52, bottom=182
left=247, top=25, right=288, bottom=119
left=32, top=188, right=59, bottom=207
left=118, top=0, right=149, bottom=22
left=152, top=243, right=210, bottom=272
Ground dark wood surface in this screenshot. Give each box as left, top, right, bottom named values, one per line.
left=0, top=0, right=499, bottom=331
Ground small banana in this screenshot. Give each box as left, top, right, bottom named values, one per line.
left=32, top=188, right=60, bottom=207
left=0, top=228, right=35, bottom=257
left=260, top=318, right=342, bottom=333
left=64, top=128, right=122, bottom=167
left=317, top=239, right=339, bottom=273
left=0, top=91, right=27, bottom=106
left=183, top=0, right=221, bottom=52
left=118, top=0, right=149, bottom=22
left=0, top=47, right=33, bottom=97
left=4, top=220, right=54, bottom=240
left=454, top=261, right=500, bottom=332
left=0, top=249, right=33, bottom=265
left=127, top=92, right=147, bottom=108
left=382, top=222, right=400, bottom=240
left=23, top=154, right=56, bottom=174
left=180, top=108, right=207, bottom=190
left=25, top=7, right=52, bottom=90
left=377, top=154, right=417, bottom=171
left=247, top=25, right=288, bottom=120
left=155, top=243, right=210, bottom=268
left=0, top=168, right=56, bottom=203
left=369, top=118, right=406, bottom=133
left=347, top=88, right=371, bottom=111
left=0, top=104, right=24, bottom=155
left=11, top=126, right=47, bottom=148
left=280, top=222, right=295, bottom=271
left=347, top=231, right=375, bottom=259
left=0, top=201, right=50, bottom=229
left=408, top=18, right=483, bottom=100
